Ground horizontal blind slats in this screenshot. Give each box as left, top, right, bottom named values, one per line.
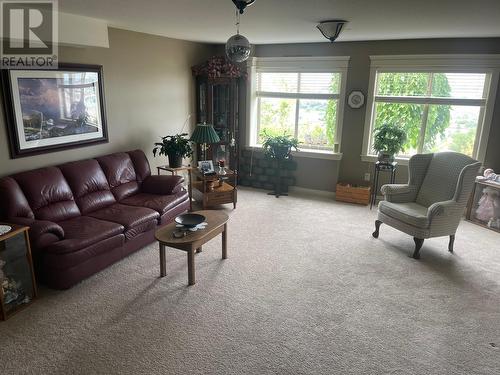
left=257, top=72, right=340, bottom=95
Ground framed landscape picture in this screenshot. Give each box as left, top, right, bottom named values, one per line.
left=1, top=64, right=108, bottom=158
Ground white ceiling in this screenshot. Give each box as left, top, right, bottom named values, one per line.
left=59, top=0, right=500, bottom=44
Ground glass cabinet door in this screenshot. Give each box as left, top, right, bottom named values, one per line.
left=0, top=229, right=36, bottom=320
left=212, top=83, right=231, bottom=143
left=198, top=81, right=208, bottom=124
left=211, top=82, right=236, bottom=170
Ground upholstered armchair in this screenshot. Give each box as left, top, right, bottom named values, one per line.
left=372, top=152, right=481, bottom=259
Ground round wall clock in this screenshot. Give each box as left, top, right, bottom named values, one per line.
left=348, top=90, right=365, bottom=109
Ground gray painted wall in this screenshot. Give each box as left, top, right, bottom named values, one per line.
left=2, top=34, right=499, bottom=193
left=0, top=28, right=214, bottom=176
left=242, top=38, right=500, bottom=191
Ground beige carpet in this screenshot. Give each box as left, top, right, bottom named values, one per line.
left=1, top=187, right=499, bottom=374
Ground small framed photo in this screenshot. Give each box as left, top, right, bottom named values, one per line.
left=198, top=160, right=214, bottom=173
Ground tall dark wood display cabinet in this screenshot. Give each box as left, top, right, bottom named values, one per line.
left=192, top=57, right=243, bottom=176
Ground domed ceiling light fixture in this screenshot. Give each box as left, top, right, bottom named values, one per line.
left=317, top=20, right=348, bottom=42
left=225, top=0, right=255, bottom=63
left=232, top=0, right=255, bottom=14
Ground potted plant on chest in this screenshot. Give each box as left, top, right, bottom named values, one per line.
left=153, top=133, right=192, bottom=168
left=373, top=123, right=406, bottom=163
left=261, top=132, right=299, bottom=197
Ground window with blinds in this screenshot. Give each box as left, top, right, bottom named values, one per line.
left=369, top=71, right=491, bottom=157
left=255, top=72, right=341, bottom=151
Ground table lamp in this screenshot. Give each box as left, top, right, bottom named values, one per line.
left=190, top=123, right=220, bottom=161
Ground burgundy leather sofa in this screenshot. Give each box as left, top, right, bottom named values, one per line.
left=0, top=150, right=189, bottom=289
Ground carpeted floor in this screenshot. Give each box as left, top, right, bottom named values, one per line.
left=1, top=187, right=499, bottom=374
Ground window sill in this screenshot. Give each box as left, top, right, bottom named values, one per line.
left=361, top=154, right=410, bottom=166
left=246, top=146, right=343, bottom=161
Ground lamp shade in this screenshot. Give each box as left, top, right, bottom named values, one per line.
left=190, top=123, right=220, bottom=144
left=317, top=20, right=347, bottom=42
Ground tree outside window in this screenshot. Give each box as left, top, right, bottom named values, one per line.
left=370, top=72, right=487, bottom=157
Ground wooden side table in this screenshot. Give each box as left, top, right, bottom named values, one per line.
left=0, top=223, right=37, bottom=321
left=157, top=165, right=193, bottom=211
left=191, top=169, right=237, bottom=209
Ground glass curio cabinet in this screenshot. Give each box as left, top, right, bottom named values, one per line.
left=192, top=56, right=243, bottom=176
left=0, top=224, right=37, bottom=320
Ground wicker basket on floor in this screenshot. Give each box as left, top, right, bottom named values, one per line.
left=336, top=183, right=371, bottom=205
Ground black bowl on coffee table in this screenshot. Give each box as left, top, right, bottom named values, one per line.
left=175, top=213, right=206, bottom=228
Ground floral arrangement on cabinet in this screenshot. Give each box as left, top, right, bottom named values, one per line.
left=192, top=56, right=246, bottom=79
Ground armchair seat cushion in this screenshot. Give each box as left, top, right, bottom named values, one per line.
left=120, top=190, right=189, bottom=216
left=86, top=203, right=159, bottom=240
left=51, top=216, right=124, bottom=254
left=379, top=201, right=429, bottom=228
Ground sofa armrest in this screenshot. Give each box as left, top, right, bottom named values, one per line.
left=7, top=217, right=65, bottom=240
left=380, top=184, right=419, bottom=203
left=6, top=217, right=65, bottom=251
left=141, top=175, right=184, bottom=195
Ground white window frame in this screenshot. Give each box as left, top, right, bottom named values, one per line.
left=246, top=56, right=349, bottom=160
left=361, top=54, right=500, bottom=164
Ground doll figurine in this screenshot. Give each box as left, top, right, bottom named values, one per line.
left=483, top=168, right=500, bottom=184
left=475, top=186, right=500, bottom=228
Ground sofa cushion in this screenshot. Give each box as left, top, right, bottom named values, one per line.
left=12, top=167, right=80, bottom=222
left=379, top=201, right=430, bottom=228
left=86, top=203, right=159, bottom=240
left=59, top=159, right=116, bottom=214
left=121, top=190, right=189, bottom=216
left=97, top=152, right=140, bottom=200
left=0, top=177, right=34, bottom=219
left=51, top=216, right=124, bottom=254
left=44, top=234, right=125, bottom=270
left=159, top=198, right=190, bottom=226
left=127, top=149, right=151, bottom=183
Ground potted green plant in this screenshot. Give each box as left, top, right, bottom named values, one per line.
left=373, top=123, right=406, bottom=162
left=261, top=132, right=299, bottom=160
left=153, top=133, right=192, bottom=168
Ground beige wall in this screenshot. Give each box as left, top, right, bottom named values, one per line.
left=0, top=28, right=214, bottom=176
left=247, top=38, right=500, bottom=191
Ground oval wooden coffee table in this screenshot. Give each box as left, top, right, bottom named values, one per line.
left=155, top=210, right=229, bottom=285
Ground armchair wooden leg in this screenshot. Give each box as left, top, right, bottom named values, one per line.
left=372, top=220, right=382, bottom=238
left=413, top=238, right=424, bottom=259
left=448, top=235, right=455, bottom=253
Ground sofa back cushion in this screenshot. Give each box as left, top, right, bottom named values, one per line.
left=415, top=152, right=477, bottom=207
left=0, top=177, right=34, bottom=220
left=59, top=159, right=116, bottom=214
left=12, top=167, right=80, bottom=222
left=127, top=149, right=151, bottom=183
left=97, top=152, right=139, bottom=201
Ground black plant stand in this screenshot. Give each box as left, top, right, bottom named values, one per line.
left=370, top=161, right=397, bottom=209
left=268, top=158, right=288, bottom=198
